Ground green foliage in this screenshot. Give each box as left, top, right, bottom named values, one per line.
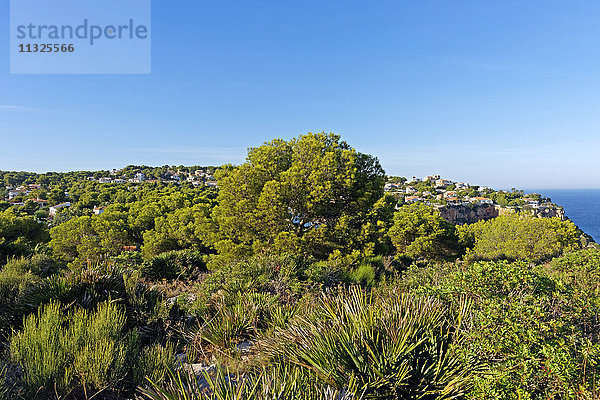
left=11, top=301, right=132, bottom=398
left=1, top=254, right=59, bottom=278
left=194, top=296, right=254, bottom=353
left=210, top=133, right=386, bottom=260
left=4, top=143, right=600, bottom=400
left=401, top=259, right=600, bottom=399
left=549, top=249, right=600, bottom=295
left=388, top=203, right=463, bottom=260
left=49, top=211, right=134, bottom=266
left=261, top=287, right=474, bottom=399
left=141, top=203, right=213, bottom=258
left=10, top=300, right=174, bottom=399
left=137, top=342, right=177, bottom=386
left=202, top=253, right=306, bottom=298
left=0, top=209, right=49, bottom=264
left=0, top=266, right=167, bottom=345
left=141, top=249, right=208, bottom=280
left=303, top=260, right=352, bottom=287
left=458, top=213, right=581, bottom=262
left=350, top=263, right=377, bottom=287
left=0, top=363, right=9, bottom=400
left=140, top=365, right=351, bottom=400
left=0, top=255, right=61, bottom=343
left=182, top=255, right=309, bottom=357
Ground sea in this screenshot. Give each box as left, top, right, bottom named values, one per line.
left=525, top=189, right=600, bottom=242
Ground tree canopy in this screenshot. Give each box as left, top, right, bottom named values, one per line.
left=0, top=209, right=49, bottom=264
left=210, top=132, right=386, bottom=259
left=388, top=203, right=463, bottom=260
left=458, top=212, right=581, bottom=262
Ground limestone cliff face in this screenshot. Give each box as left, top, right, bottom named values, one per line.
left=438, top=204, right=565, bottom=225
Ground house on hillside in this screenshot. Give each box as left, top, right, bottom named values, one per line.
left=521, top=198, right=540, bottom=208
left=49, top=202, right=71, bottom=216
left=435, top=179, right=454, bottom=187
left=93, top=206, right=106, bottom=215
left=469, top=197, right=493, bottom=205
left=405, top=196, right=422, bottom=203
left=8, top=189, right=31, bottom=199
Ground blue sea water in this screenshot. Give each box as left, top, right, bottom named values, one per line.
left=525, top=189, right=600, bottom=242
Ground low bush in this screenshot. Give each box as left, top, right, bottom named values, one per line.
left=303, top=260, right=352, bottom=287
left=351, top=263, right=377, bottom=287
left=202, top=253, right=306, bottom=298
left=10, top=301, right=174, bottom=399
left=458, top=213, right=580, bottom=262
left=141, top=249, right=208, bottom=280
left=401, top=259, right=600, bottom=399
left=388, top=203, right=464, bottom=261
left=0, top=254, right=60, bottom=278
left=260, top=287, right=474, bottom=399
left=1, top=266, right=168, bottom=346
left=0, top=363, right=9, bottom=400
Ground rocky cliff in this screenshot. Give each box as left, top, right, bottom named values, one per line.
left=438, top=204, right=566, bottom=225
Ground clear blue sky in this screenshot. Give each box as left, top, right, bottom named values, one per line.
left=1, top=1, right=600, bottom=189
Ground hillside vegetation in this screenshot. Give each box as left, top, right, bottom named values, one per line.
left=0, top=133, right=598, bottom=399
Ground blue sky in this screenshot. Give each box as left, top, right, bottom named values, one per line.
left=1, top=1, right=600, bottom=189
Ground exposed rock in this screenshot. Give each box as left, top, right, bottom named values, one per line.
left=236, top=341, right=252, bottom=354
left=187, top=363, right=216, bottom=376
left=439, top=204, right=565, bottom=225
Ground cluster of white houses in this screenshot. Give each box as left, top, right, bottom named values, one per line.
left=384, top=175, right=543, bottom=208
left=93, top=170, right=218, bottom=188
left=4, top=169, right=219, bottom=216
left=6, top=183, right=42, bottom=200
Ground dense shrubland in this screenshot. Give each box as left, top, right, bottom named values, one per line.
left=1, top=133, right=598, bottom=399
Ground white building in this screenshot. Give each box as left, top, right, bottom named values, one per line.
left=8, top=189, right=30, bottom=199
left=470, top=197, right=493, bottom=205
left=93, top=206, right=106, bottom=215
left=49, top=202, right=71, bottom=216
left=435, top=179, right=454, bottom=187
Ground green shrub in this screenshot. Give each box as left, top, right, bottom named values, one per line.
left=0, top=209, right=49, bottom=263
left=548, top=248, right=600, bottom=295
left=1, top=266, right=167, bottom=353
left=197, top=304, right=252, bottom=354
left=351, top=263, right=377, bottom=287
left=388, top=203, right=463, bottom=261
left=202, top=253, right=306, bottom=297
left=401, top=259, right=600, bottom=399
left=0, top=261, right=43, bottom=342
left=140, top=364, right=352, bottom=400
left=458, top=213, right=580, bottom=262
left=261, top=287, right=474, bottom=399
left=0, top=254, right=60, bottom=278
left=303, top=260, right=352, bottom=287
left=0, top=255, right=59, bottom=307
left=0, top=363, right=9, bottom=400
left=10, top=300, right=174, bottom=399
left=11, top=301, right=133, bottom=398
left=141, top=249, right=207, bottom=280
left=136, top=342, right=176, bottom=386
